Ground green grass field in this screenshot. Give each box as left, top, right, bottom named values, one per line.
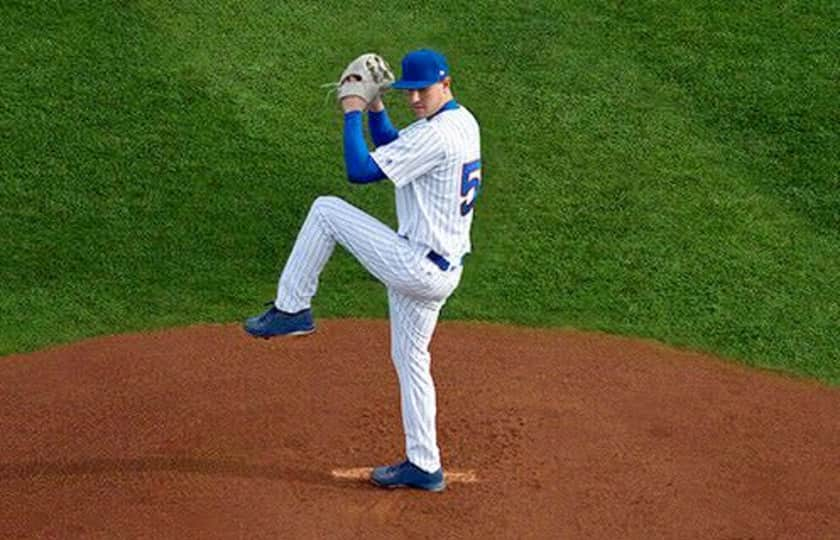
left=1, top=1, right=838, bottom=383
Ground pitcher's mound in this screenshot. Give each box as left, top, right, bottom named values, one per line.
left=1, top=320, right=837, bottom=538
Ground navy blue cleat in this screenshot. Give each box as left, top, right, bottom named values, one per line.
left=244, top=302, right=315, bottom=339
left=370, top=460, right=445, bottom=492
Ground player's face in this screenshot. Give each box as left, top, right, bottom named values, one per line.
left=405, top=79, right=451, bottom=119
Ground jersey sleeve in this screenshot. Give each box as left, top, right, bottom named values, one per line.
left=370, top=121, right=445, bottom=188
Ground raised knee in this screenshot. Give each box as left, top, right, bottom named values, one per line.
left=313, top=195, right=343, bottom=211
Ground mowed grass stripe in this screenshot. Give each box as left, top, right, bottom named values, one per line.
left=1, top=1, right=837, bottom=382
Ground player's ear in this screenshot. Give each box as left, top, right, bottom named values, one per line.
left=441, top=76, right=452, bottom=91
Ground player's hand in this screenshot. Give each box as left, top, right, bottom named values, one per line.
left=339, top=74, right=368, bottom=112
left=368, top=97, right=385, bottom=112
left=341, top=95, right=367, bottom=113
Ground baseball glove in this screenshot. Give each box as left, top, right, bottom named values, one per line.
left=324, top=53, right=395, bottom=104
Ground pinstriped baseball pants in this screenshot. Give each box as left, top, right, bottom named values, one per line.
left=275, top=196, right=462, bottom=473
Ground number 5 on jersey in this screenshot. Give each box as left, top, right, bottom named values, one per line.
left=460, top=160, right=482, bottom=216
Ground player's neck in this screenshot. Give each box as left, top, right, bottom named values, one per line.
left=436, top=91, right=454, bottom=110
left=426, top=98, right=458, bottom=120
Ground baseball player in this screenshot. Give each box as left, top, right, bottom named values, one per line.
left=245, top=49, right=482, bottom=492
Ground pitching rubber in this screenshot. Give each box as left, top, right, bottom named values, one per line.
left=331, top=467, right=478, bottom=485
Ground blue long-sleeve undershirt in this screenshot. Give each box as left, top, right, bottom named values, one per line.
left=368, top=109, right=399, bottom=147
left=343, top=111, right=387, bottom=184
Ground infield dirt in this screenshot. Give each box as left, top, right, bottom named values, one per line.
left=1, top=320, right=838, bottom=538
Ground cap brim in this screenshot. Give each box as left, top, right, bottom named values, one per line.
left=391, top=79, right=438, bottom=90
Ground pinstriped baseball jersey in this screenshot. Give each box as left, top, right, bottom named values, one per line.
left=371, top=106, right=481, bottom=261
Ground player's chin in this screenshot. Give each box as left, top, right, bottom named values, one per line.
left=412, top=106, right=427, bottom=118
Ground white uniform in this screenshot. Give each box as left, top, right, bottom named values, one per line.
left=275, top=104, right=481, bottom=473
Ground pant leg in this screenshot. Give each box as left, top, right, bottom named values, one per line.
left=276, top=195, right=455, bottom=473
left=387, top=288, right=445, bottom=473
left=276, top=196, right=422, bottom=312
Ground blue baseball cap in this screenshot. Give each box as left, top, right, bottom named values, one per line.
left=391, top=49, right=450, bottom=90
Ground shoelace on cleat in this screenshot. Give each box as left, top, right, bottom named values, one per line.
left=259, top=304, right=279, bottom=323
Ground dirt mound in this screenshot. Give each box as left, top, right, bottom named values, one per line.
left=1, top=320, right=838, bottom=538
